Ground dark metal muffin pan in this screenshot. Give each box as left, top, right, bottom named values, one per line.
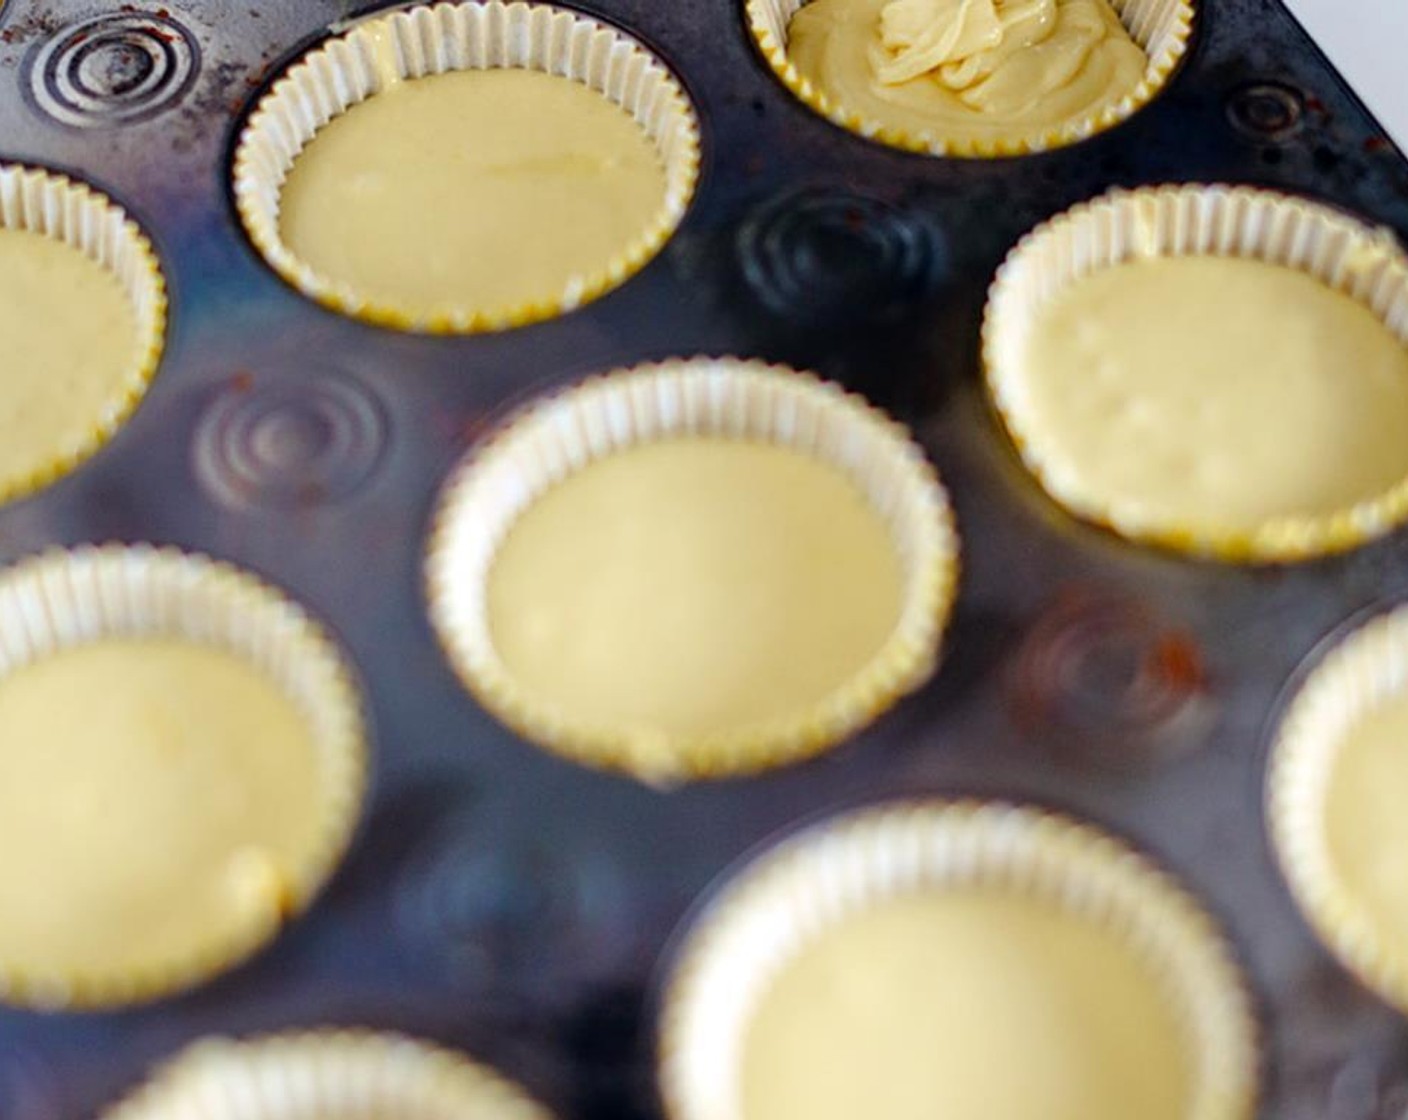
left=1, top=1, right=1407, bottom=1117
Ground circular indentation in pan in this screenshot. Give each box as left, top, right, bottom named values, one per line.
left=1007, top=588, right=1213, bottom=770
left=29, top=13, right=198, bottom=128
left=1225, top=81, right=1304, bottom=142
left=396, top=812, right=630, bottom=999
left=737, top=187, right=944, bottom=327
left=193, top=371, right=387, bottom=510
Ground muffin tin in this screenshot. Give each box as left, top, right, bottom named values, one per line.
left=2, top=1, right=1408, bottom=1118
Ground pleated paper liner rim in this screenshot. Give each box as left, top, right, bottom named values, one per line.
left=982, top=183, right=1408, bottom=563
left=657, top=800, right=1259, bottom=1120
left=743, top=0, right=1195, bottom=158
left=232, top=0, right=701, bottom=335
left=100, top=1030, right=556, bottom=1120
left=0, top=164, right=166, bottom=503
left=0, top=545, right=368, bottom=1011
left=425, top=357, right=961, bottom=786
left=1267, top=603, right=1408, bottom=1015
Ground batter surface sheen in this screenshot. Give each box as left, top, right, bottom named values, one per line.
left=0, top=640, right=322, bottom=982
left=787, top=0, right=1146, bottom=145
left=0, top=228, right=139, bottom=491
left=486, top=439, right=903, bottom=763
left=741, top=891, right=1190, bottom=1120
left=1011, top=254, right=1408, bottom=536
left=279, top=67, right=667, bottom=319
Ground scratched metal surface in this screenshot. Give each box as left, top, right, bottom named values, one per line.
left=0, top=1, right=1406, bottom=1117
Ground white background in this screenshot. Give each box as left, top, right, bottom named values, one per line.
left=1282, top=0, right=1408, bottom=149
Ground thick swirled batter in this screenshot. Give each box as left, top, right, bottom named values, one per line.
left=279, top=68, right=667, bottom=321
left=0, top=228, right=139, bottom=493
left=1009, top=255, right=1408, bottom=538
left=788, top=0, right=1146, bottom=145
left=0, top=640, right=322, bottom=985
left=742, top=890, right=1190, bottom=1120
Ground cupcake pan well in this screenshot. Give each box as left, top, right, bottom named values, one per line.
left=742, top=0, right=1195, bottom=157
left=0, top=1, right=1405, bottom=1118
left=0, top=164, right=166, bottom=502
left=426, top=358, right=958, bottom=784
left=0, top=545, right=367, bottom=1011
left=660, top=802, right=1257, bottom=1120
left=983, top=184, right=1408, bottom=562
left=233, top=1, right=700, bottom=333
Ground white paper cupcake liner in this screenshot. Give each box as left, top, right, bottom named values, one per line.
left=233, top=0, right=701, bottom=334
left=0, top=164, right=165, bottom=501
left=744, top=0, right=1194, bottom=157
left=658, top=800, right=1258, bottom=1120
left=425, top=357, right=960, bottom=785
left=983, top=183, right=1408, bottom=562
left=99, top=1030, right=555, bottom=1120
left=1268, top=603, right=1408, bottom=1013
left=0, top=545, right=367, bottom=1010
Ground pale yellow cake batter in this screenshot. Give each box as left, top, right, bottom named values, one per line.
left=1011, top=255, right=1408, bottom=536
left=1326, top=691, right=1408, bottom=953
left=486, top=439, right=903, bottom=757
left=742, top=890, right=1190, bottom=1120
left=787, top=0, right=1146, bottom=145
left=0, top=639, right=322, bottom=984
left=278, top=67, right=667, bottom=319
left=0, top=228, right=139, bottom=492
